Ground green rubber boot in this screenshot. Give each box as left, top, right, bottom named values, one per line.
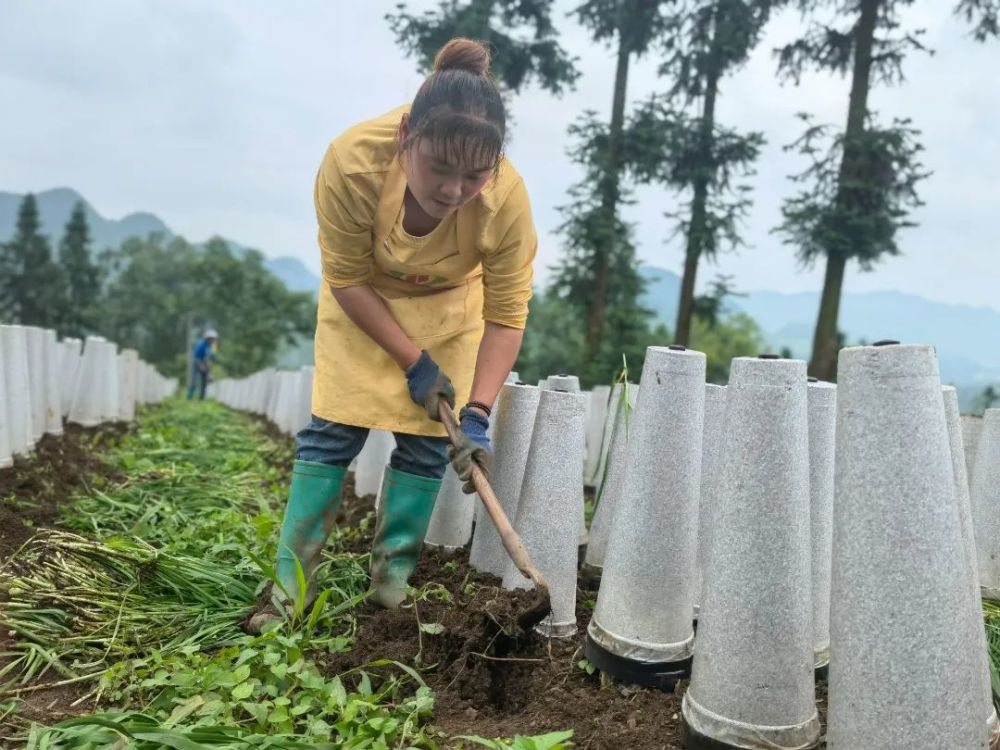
left=369, top=466, right=442, bottom=609
left=247, top=460, right=345, bottom=633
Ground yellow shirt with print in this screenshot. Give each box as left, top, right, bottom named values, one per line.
left=311, top=105, right=537, bottom=436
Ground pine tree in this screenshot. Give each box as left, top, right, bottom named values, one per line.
left=776, top=0, right=998, bottom=379
left=58, top=201, right=101, bottom=338
left=0, top=194, right=65, bottom=327
left=552, top=0, right=671, bottom=376
left=387, top=0, right=579, bottom=94
left=550, top=113, right=659, bottom=383
left=623, top=0, right=777, bottom=346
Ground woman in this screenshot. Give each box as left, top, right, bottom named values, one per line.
left=249, top=38, right=537, bottom=632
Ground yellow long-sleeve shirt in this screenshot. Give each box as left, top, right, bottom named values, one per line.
left=315, top=105, right=537, bottom=329
left=309, top=105, right=538, bottom=435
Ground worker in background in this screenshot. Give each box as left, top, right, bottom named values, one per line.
left=187, top=329, right=218, bottom=400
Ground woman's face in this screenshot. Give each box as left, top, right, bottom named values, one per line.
left=400, top=118, right=495, bottom=221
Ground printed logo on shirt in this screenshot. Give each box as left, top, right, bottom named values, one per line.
left=387, top=270, right=449, bottom=287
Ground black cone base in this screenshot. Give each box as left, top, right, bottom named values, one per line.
left=682, top=718, right=744, bottom=750
left=584, top=633, right=691, bottom=692
left=682, top=717, right=820, bottom=750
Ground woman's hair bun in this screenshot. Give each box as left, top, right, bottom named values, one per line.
left=433, top=37, right=491, bottom=76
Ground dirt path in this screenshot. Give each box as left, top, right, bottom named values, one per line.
left=0, top=424, right=127, bottom=560
left=0, top=423, right=128, bottom=741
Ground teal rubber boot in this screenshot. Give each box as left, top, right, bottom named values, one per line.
left=369, top=466, right=442, bottom=609
left=247, top=460, right=345, bottom=632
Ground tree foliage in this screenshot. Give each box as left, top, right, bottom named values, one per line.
left=776, top=112, right=928, bottom=268
left=544, top=0, right=674, bottom=378
left=690, top=310, right=767, bottom=382
left=620, top=0, right=775, bottom=346
left=386, top=0, right=579, bottom=94
left=954, top=0, right=1000, bottom=42
left=775, top=0, right=928, bottom=86
left=98, top=236, right=315, bottom=379
left=549, top=113, right=661, bottom=385
left=775, top=0, right=997, bottom=380
left=774, top=0, right=922, bottom=378
left=0, top=193, right=66, bottom=328
left=973, top=384, right=1000, bottom=414
left=516, top=285, right=669, bottom=387
left=58, top=201, right=102, bottom=338
left=626, top=95, right=763, bottom=262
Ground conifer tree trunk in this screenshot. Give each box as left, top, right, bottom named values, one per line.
left=808, top=0, right=879, bottom=379
left=586, top=17, right=632, bottom=356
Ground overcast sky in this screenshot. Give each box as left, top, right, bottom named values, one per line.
left=1, top=1, right=997, bottom=309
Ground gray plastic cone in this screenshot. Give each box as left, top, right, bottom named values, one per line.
left=683, top=356, right=819, bottom=750
left=69, top=336, right=105, bottom=428
left=118, top=349, right=139, bottom=422
left=544, top=374, right=587, bottom=546
left=296, top=366, right=314, bottom=434
left=42, top=330, right=63, bottom=436
left=807, top=381, right=836, bottom=670
left=583, top=384, right=639, bottom=577
left=502, top=388, right=587, bottom=637
left=584, top=385, right=611, bottom=485
left=962, top=414, right=982, bottom=491
left=24, top=326, right=46, bottom=441
left=135, top=362, right=148, bottom=406
left=59, top=338, right=82, bottom=418
left=425, top=468, right=475, bottom=551
left=355, top=429, right=395, bottom=498
left=1, top=326, right=33, bottom=456
left=587, top=347, right=705, bottom=687
left=469, top=383, right=540, bottom=576
left=826, top=344, right=985, bottom=749
left=943, top=388, right=999, bottom=743
left=971, top=409, right=1000, bottom=599
left=694, top=383, right=727, bottom=617
left=0, top=338, right=11, bottom=469
left=102, top=340, right=121, bottom=422
left=545, top=374, right=580, bottom=392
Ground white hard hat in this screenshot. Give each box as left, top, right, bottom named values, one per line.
left=204, top=329, right=218, bottom=339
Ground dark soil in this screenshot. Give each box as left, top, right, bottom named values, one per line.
left=0, top=423, right=127, bottom=560
left=321, top=488, right=692, bottom=749
left=0, top=422, right=127, bottom=746
left=0, top=684, right=97, bottom=742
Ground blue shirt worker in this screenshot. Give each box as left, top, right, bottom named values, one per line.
left=187, top=329, right=218, bottom=400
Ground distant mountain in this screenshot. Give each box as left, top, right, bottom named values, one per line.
left=0, top=188, right=321, bottom=295
left=0, top=188, right=171, bottom=252
left=264, top=256, right=322, bottom=293
left=638, top=265, right=1000, bottom=408
left=5, top=188, right=995, bottom=406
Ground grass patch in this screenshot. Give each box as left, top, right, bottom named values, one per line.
left=0, top=399, right=567, bottom=748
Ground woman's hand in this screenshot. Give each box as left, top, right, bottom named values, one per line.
left=405, top=350, right=456, bottom=421
left=448, top=406, right=492, bottom=494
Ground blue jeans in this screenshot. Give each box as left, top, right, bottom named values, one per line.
left=295, top=415, right=450, bottom=480
left=187, top=364, right=208, bottom=400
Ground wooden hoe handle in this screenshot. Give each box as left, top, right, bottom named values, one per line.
left=438, top=402, right=549, bottom=592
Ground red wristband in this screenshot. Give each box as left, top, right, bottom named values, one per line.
left=466, top=400, right=492, bottom=418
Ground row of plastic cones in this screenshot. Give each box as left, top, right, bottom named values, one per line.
left=0, top=325, right=176, bottom=467
left=211, top=345, right=995, bottom=748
